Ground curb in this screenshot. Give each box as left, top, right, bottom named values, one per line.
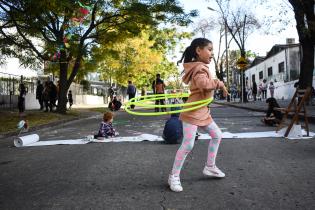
left=215, top=102, right=315, bottom=124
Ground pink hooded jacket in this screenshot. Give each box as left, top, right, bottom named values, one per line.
left=179, top=62, right=224, bottom=126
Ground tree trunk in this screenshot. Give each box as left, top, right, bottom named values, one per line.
left=289, top=0, right=315, bottom=89
left=298, top=40, right=314, bottom=89
left=57, top=61, right=69, bottom=114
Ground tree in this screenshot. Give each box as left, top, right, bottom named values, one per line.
left=92, top=28, right=191, bottom=89
left=287, top=0, right=315, bottom=89
left=211, top=0, right=260, bottom=102
left=193, top=18, right=214, bottom=38
left=0, top=0, right=196, bottom=113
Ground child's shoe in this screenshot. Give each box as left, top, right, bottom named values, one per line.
left=168, top=174, right=183, bottom=192
left=203, top=165, right=225, bottom=178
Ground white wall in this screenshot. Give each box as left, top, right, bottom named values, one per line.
left=246, top=50, right=287, bottom=86
left=271, top=80, right=296, bottom=100
left=25, top=93, right=40, bottom=110
left=74, top=95, right=106, bottom=105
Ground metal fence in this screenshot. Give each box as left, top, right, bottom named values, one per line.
left=0, top=72, right=37, bottom=109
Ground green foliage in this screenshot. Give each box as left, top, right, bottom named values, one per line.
left=0, top=0, right=195, bottom=113
left=93, top=28, right=191, bottom=89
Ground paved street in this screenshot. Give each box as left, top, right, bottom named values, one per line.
left=1, top=104, right=315, bottom=210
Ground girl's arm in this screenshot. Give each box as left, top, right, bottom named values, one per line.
left=193, top=71, right=224, bottom=91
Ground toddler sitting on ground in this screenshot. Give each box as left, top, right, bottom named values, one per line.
left=95, top=111, right=119, bottom=139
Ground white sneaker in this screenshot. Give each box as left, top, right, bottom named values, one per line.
left=203, top=165, right=225, bottom=178
left=168, top=174, right=183, bottom=192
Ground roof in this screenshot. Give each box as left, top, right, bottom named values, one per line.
left=265, top=43, right=300, bottom=59
left=249, top=43, right=300, bottom=68
left=249, top=56, right=265, bottom=67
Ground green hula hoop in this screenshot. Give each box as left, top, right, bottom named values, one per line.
left=124, top=93, right=214, bottom=116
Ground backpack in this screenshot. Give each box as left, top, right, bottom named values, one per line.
left=163, top=116, right=183, bottom=144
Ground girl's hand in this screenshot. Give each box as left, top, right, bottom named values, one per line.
left=222, top=86, right=229, bottom=98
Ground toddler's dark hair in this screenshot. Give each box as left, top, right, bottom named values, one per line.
left=103, top=111, right=114, bottom=122
left=177, top=38, right=212, bottom=65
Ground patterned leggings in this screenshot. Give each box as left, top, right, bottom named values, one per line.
left=171, top=121, right=222, bottom=176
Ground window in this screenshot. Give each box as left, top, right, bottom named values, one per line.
left=252, top=75, right=256, bottom=83
left=259, top=71, right=263, bottom=79
left=278, top=62, right=285, bottom=73
left=268, top=67, right=273, bottom=77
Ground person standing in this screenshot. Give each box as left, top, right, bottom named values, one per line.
left=42, top=81, right=51, bottom=112
left=67, top=90, right=73, bottom=110
left=36, top=80, right=44, bottom=110
left=261, top=79, right=267, bottom=99
left=108, top=85, right=115, bottom=102
left=49, top=81, right=57, bottom=111
left=18, top=83, right=27, bottom=117
left=252, top=81, right=257, bottom=101
left=168, top=38, right=228, bottom=192
left=127, top=81, right=136, bottom=109
left=152, top=73, right=166, bottom=112
left=269, top=81, right=275, bottom=98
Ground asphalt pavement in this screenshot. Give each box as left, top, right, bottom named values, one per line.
left=0, top=104, right=315, bottom=210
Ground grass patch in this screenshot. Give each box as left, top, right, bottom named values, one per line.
left=0, top=110, right=80, bottom=134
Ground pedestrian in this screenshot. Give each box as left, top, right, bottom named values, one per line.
left=252, top=81, right=257, bottom=101
left=152, top=73, right=166, bottom=112
left=261, top=97, right=283, bottom=126
left=257, top=82, right=263, bottom=101
left=95, top=111, right=119, bottom=139
left=108, top=96, right=122, bottom=111
left=36, top=80, right=44, bottom=110
left=42, top=81, right=50, bottom=112
left=230, top=84, right=237, bottom=102
left=108, top=85, right=115, bottom=102
left=269, top=81, right=275, bottom=98
left=49, top=81, right=57, bottom=111
left=127, top=81, right=136, bottom=109
left=18, top=83, right=27, bottom=117
left=67, top=90, right=73, bottom=110
left=168, top=38, right=228, bottom=192
left=261, top=79, right=267, bottom=99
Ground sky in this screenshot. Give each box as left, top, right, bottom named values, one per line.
left=178, top=0, right=298, bottom=56
left=0, top=0, right=298, bottom=77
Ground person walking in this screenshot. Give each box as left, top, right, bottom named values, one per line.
left=127, top=81, right=136, bottom=109
left=168, top=38, right=228, bottom=192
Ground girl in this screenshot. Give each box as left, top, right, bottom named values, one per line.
left=168, top=38, right=228, bottom=192
left=97, top=111, right=119, bottom=139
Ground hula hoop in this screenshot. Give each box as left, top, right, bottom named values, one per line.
left=124, top=93, right=213, bottom=116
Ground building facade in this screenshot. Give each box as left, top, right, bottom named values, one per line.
left=245, top=41, right=315, bottom=100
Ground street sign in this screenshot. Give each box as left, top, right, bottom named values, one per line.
left=237, top=57, right=248, bottom=70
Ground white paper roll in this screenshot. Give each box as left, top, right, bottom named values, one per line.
left=14, top=134, right=40, bottom=147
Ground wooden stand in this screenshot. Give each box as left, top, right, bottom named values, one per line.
left=276, top=87, right=311, bottom=137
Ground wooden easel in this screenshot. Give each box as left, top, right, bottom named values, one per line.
left=276, top=87, right=311, bottom=137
